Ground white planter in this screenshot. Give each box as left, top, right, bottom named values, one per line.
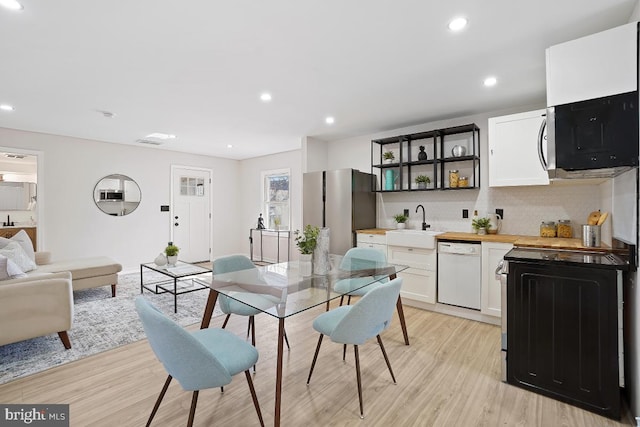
left=167, top=255, right=178, bottom=266
left=299, top=253, right=312, bottom=276
left=396, top=223, right=406, bottom=229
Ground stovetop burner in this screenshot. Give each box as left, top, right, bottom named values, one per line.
left=504, top=238, right=635, bottom=271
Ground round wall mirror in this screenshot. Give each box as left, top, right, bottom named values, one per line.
left=93, top=174, right=141, bottom=216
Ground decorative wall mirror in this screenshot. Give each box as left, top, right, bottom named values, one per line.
left=93, top=174, right=141, bottom=216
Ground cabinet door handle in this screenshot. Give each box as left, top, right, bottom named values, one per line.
left=408, top=248, right=413, bottom=251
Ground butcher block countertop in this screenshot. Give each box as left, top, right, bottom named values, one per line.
left=356, top=229, right=610, bottom=251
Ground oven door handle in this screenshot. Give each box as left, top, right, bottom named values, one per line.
left=495, top=259, right=505, bottom=280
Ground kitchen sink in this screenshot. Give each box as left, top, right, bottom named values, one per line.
left=386, top=229, right=444, bottom=249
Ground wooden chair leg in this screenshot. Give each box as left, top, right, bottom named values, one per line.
left=343, top=344, right=347, bottom=361
left=396, top=297, right=410, bottom=345
left=111, top=284, right=117, bottom=297
left=250, top=316, right=257, bottom=372
left=347, top=295, right=352, bottom=305
left=339, top=295, right=345, bottom=306
left=245, top=370, right=265, bottom=427
left=307, top=334, right=324, bottom=384
left=354, top=345, right=364, bottom=419
left=57, top=331, right=71, bottom=349
left=221, top=314, right=231, bottom=329
left=284, top=328, right=291, bottom=351
left=187, top=390, right=199, bottom=427
left=377, top=335, right=396, bottom=384
left=146, top=375, right=172, bottom=427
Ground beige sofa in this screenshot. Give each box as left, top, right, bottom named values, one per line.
left=0, top=253, right=122, bottom=349
left=29, top=251, right=122, bottom=297
left=0, top=271, right=73, bottom=348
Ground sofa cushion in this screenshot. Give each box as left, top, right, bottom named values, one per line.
left=35, top=256, right=122, bottom=280
left=0, top=229, right=35, bottom=262
left=0, top=254, right=26, bottom=280
left=0, top=241, right=37, bottom=272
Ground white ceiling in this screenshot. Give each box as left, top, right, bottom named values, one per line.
left=0, top=1, right=636, bottom=160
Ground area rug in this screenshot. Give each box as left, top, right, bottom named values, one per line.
left=0, top=271, right=222, bottom=385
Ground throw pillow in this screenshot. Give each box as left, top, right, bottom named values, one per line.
left=0, top=229, right=35, bottom=262
left=0, top=241, right=37, bottom=272
left=0, top=254, right=26, bottom=280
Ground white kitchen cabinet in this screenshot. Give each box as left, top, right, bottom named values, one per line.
left=387, top=245, right=436, bottom=304
left=481, top=242, right=512, bottom=317
left=356, top=232, right=387, bottom=255
left=488, top=109, right=549, bottom=187
left=546, top=22, right=637, bottom=107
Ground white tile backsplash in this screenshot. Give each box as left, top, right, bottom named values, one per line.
left=379, top=181, right=608, bottom=239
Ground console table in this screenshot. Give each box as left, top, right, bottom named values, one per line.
left=249, top=228, right=290, bottom=264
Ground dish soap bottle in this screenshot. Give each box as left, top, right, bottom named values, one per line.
left=471, top=210, right=478, bottom=234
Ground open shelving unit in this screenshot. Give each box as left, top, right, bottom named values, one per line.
left=371, top=124, right=480, bottom=192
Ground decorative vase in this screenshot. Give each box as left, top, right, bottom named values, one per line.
left=313, top=228, right=330, bottom=275
left=167, top=255, right=178, bottom=266
left=396, top=223, right=406, bottom=229
left=154, top=253, right=167, bottom=267
left=418, top=146, right=427, bottom=160
left=299, top=253, right=312, bottom=276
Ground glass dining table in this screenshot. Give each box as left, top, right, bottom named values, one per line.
left=197, top=254, right=409, bottom=427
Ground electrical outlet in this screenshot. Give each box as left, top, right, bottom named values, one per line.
left=496, top=208, right=504, bottom=219
left=404, top=209, right=409, bottom=217
left=462, top=209, right=469, bottom=219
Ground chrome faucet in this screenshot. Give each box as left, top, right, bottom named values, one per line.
left=416, top=205, right=429, bottom=230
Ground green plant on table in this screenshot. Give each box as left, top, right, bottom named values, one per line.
left=393, top=213, right=408, bottom=224
left=294, top=225, right=320, bottom=255
left=165, top=242, right=179, bottom=257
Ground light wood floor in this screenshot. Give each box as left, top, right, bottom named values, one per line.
left=0, top=303, right=633, bottom=427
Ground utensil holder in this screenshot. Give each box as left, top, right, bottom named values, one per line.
left=582, top=224, right=601, bottom=247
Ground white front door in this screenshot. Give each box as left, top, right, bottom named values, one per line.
left=171, top=166, right=211, bottom=263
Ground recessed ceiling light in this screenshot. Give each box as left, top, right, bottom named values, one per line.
left=260, top=93, right=272, bottom=102
left=325, top=116, right=335, bottom=125
left=483, top=76, right=497, bottom=87
left=0, top=104, right=14, bottom=112
left=448, top=17, right=467, bottom=31
left=227, top=144, right=233, bottom=148
left=0, top=0, right=23, bottom=11
left=145, top=133, right=176, bottom=140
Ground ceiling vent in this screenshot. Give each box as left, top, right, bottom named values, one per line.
left=136, top=139, right=164, bottom=146
left=5, top=153, right=25, bottom=159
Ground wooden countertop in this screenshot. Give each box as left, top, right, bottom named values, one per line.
left=356, top=228, right=393, bottom=235
left=357, top=229, right=611, bottom=251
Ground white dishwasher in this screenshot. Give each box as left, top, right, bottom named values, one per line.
left=437, top=241, right=482, bottom=310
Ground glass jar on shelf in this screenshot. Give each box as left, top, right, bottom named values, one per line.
left=557, top=219, right=572, bottom=238
left=540, top=221, right=557, bottom=238
left=448, top=170, right=459, bottom=188
left=458, top=176, right=469, bottom=187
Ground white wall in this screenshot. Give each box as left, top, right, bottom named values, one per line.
left=326, top=106, right=610, bottom=241
left=0, top=127, right=242, bottom=271
left=238, top=149, right=302, bottom=261
left=302, top=136, right=328, bottom=173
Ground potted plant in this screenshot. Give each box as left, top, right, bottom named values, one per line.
left=165, top=242, right=179, bottom=266
left=472, top=217, right=491, bottom=235
left=415, top=175, right=431, bottom=189
left=393, top=213, right=408, bottom=229
left=294, top=225, right=319, bottom=276
left=383, top=151, right=395, bottom=164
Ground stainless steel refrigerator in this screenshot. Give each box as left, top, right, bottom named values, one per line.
left=303, top=169, right=376, bottom=255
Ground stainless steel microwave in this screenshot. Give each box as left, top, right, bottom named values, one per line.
left=544, top=91, right=639, bottom=179
left=99, top=190, right=124, bottom=201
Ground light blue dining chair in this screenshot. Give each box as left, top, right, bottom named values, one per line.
left=334, top=247, right=409, bottom=346
left=214, top=255, right=290, bottom=353
left=135, top=297, right=264, bottom=427
left=306, top=277, right=403, bottom=419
